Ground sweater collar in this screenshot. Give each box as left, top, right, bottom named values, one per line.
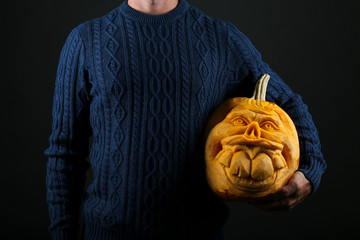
left=118, top=0, right=189, bottom=24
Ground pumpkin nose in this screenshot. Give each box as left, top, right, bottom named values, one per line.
left=245, top=122, right=261, bottom=139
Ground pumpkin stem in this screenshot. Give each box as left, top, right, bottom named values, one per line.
left=251, top=74, right=270, bottom=101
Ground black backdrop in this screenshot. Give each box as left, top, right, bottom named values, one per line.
left=2, top=0, right=359, bottom=239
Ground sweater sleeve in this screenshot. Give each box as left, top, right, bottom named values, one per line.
left=225, top=22, right=326, bottom=193
left=43, top=26, right=92, bottom=239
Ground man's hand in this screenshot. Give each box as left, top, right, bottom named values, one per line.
left=248, top=171, right=312, bottom=211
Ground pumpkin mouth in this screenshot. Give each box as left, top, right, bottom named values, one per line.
left=215, top=135, right=287, bottom=192
left=224, top=166, right=277, bottom=191
left=221, top=134, right=283, bottom=150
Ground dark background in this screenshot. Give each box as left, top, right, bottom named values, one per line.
left=2, top=0, right=359, bottom=239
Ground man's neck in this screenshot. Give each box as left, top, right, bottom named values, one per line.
left=127, top=0, right=179, bottom=15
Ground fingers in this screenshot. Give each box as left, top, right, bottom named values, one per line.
left=251, top=194, right=298, bottom=211
left=247, top=171, right=312, bottom=211
left=273, top=179, right=297, bottom=201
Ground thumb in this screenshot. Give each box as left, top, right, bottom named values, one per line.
left=273, top=174, right=298, bottom=200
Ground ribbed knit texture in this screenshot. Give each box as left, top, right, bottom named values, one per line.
left=44, top=0, right=326, bottom=239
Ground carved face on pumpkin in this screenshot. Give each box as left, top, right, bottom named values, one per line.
left=204, top=74, right=299, bottom=200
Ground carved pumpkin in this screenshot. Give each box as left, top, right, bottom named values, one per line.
left=204, top=74, right=299, bottom=200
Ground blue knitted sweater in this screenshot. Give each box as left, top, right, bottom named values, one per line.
left=44, top=0, right=326, bottom=239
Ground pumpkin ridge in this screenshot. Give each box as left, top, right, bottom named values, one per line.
left=204, top=73, right=300, bottom=200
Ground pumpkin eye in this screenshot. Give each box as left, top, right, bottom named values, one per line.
left=260, top=121, right=278, bottom=130
left=231, top=117, right=248, bottom=126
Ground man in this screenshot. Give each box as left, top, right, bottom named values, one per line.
left=44, top=0, right=326, bottom=239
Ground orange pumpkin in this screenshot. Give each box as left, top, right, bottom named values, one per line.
left=204, top=74, right=299, bottom=200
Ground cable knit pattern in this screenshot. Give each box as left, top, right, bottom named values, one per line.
left=44, top=1, right=326, bottom=239
left=123, top=15, right=140, bottom=237
left=176, top=16, right=190, bottom=178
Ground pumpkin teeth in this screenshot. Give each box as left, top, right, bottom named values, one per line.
left=229, top=150, right=251, bottom=176
left=229, top=161, right=239, bottom=175
left=232, top=151, right=250, bottom=177
left=272, top=151, right=287, bottom=170
left=218, top=151, right=232, bottom=167
left=251, top=153, right=274, bottom=181
left=224, top=147, right=280, bottom=181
